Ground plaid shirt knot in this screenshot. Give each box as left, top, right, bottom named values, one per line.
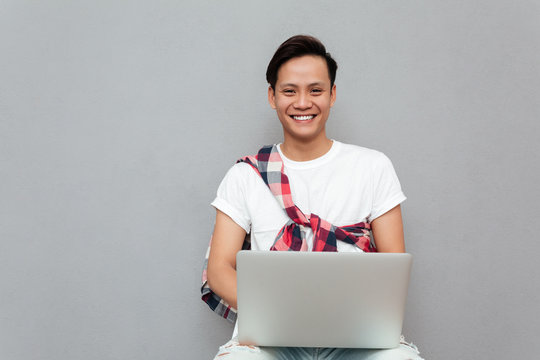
left=201, top=144, right=376, bottom=322
left=272, top=214, right=373, bottom=252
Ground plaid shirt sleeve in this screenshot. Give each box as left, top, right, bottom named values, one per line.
left=201, top=234, right=251, bottom=323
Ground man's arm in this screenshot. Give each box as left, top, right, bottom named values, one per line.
left=370, top=204, right=405, bottom=253
left=206, top=209, right=247, bottom=309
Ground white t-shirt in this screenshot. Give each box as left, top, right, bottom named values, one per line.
left=211, top=140, right=406, bottom=252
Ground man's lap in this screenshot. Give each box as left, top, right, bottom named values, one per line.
left=213, top=336, right=424, bottom=360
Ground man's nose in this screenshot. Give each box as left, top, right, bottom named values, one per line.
left=294, top=93, right=312, bottom=109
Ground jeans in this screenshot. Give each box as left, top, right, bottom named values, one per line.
left=213, top=336, right=424, bottom=360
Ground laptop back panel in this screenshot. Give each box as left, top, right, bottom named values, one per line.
left=236, top=251, right=412, bottom=348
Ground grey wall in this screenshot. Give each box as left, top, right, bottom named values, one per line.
left=1, top=1, right=539, bottom=359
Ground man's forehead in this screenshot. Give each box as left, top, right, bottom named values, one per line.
left=277, top=81, right=327, bottom=89
left=276, top=56, right=331, bottom=86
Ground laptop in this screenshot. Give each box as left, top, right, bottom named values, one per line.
left=236, top=251, right=412, bottom=348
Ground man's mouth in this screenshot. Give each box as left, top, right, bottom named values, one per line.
left=290, top=115, right=315, bottom=121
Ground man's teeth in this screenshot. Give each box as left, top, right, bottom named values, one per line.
left=292, top=115, right=314, bottom=121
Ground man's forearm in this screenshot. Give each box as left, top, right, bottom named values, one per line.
left=207, top=263, right=238, bottom=309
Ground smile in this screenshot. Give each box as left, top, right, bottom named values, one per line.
left=290, top=115, right=315, bottom=121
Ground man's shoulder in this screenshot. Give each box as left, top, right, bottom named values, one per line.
left=336, top=141, right=388, bottom=164
left=225, top=161, right=257, bottom=180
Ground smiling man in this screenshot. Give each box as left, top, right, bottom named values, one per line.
left=203, top=35, right=423, bottom=359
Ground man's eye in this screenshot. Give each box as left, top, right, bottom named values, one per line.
left=311, top=89, right=322, bottom=93
left=283, top=89, right=295, bottom=94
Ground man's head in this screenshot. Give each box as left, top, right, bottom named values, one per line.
left=266, top=35, right=338, bottom=145
left=266, top=35, right=338, bottom=91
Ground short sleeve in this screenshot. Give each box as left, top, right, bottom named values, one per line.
left=211, top=163, right=252, bottom=233
left=368, top=152, right=407, bottom=222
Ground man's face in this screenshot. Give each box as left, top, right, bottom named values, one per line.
left=268, top=55, right=336, bottom=143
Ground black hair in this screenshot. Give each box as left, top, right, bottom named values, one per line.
left=266, top=35, right=338, bottom=90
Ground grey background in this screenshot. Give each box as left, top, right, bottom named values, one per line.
left=1, top=1, right=539, bottom=359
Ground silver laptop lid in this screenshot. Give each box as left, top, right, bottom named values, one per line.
left=237, top=251, right=412, bottom=348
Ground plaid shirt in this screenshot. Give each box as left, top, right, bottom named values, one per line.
left=201, top=145, right=376, bottom=322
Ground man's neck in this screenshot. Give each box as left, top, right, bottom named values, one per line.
left=280, top=136, right=333, bottom=162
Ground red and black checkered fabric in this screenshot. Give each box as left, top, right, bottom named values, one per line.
left=239, top=145, right=375, bottom=252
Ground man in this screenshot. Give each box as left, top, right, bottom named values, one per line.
left=203, top=35, right=423, bottom=359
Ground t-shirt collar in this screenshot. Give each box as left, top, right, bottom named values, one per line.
left=277, top=140, right=341, bottom=170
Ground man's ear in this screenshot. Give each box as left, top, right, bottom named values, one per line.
left=330, top=84, right=337, bottom=107
left=268, top=86, right=277, bottom=109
